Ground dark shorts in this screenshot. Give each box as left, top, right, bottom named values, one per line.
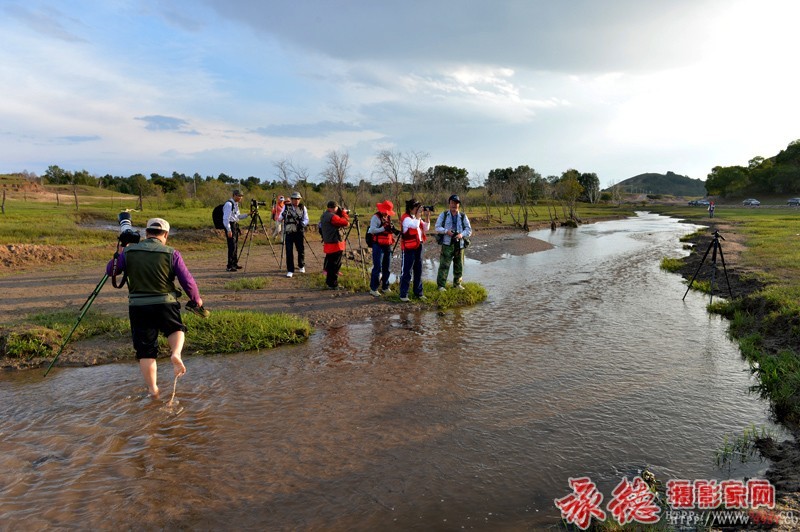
left=129, top=303, right=187, bottom=360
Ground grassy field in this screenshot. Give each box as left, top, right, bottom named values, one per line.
left=0, top=185, right=640, bottom=258
left=654, top=204, right=800, bottom=424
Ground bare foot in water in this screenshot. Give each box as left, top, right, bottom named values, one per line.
left=149, top=386, right=160, bottom=399
left=171, top=354, right=186, bottom=378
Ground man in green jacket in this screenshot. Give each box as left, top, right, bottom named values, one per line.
left=107, top=218, right=203, bottom=398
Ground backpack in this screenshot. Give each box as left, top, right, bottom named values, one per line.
left=365, top=232, right=374, bottom=247
left=212, top=200, right=234, bottom=230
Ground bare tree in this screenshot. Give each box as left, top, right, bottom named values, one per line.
left=273, top=159, right=294, bottom=189
left=291, top=164, right=311, bottom=201
left=402, top=150, right=429, bottom=197
left=321, top=150, right=350, bottom=206
left=374, top=149, right=403, bottom=208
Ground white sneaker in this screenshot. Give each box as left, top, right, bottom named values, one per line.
left=399, top=296, right=410, bottom=302
left=286, top=272, right=293, bottom=278
left=455, top=284, right=465, bottom=290
left=438, top=286, right=446, bottom=292
left=298, top=267, right=305, bottom=273
left=369, top=290, right=381, bottom=297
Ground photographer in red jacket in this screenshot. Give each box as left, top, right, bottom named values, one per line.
left=319, top=200, right=350, bottom=290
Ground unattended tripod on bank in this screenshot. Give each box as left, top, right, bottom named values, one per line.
left=682, top=229, right=733, bottom=303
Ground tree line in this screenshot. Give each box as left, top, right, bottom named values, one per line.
left=705, top=139, right=800, bottom=197
left=24, top=149, right=604, bottom=227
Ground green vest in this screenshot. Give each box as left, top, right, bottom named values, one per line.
left=123, top=238, right=179, bottom=306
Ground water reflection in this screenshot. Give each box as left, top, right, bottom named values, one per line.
left=0, top=213, right=780, bottom=529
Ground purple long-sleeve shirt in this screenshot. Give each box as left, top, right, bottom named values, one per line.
left=106, top=246, right=201, bottom=304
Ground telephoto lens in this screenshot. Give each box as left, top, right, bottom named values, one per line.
left=118, top=211, right=133, bottom=231
left=117, top=211, right=141, bottom=245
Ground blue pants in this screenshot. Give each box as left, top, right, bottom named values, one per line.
left=370, top=243, right=392, bottom=291
left=400, top=246, right=424, bottom=298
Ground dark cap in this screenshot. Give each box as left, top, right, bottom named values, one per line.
left=327, top=200, right=338, bottom=209
left=405, top=198, right=421, bottom=211
left=448, top=194, right=461, bottom=204
left=232, top=189, right=243, bottom=197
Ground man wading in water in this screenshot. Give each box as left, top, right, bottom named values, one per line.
left=107, top=218, right=203, bottom=398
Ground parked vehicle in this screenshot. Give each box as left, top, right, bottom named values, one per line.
left=742, top=198, right=761, bottom=206
left=688, top=199, right=711, bottom=206
left=788, top=198, right=800, bottom=206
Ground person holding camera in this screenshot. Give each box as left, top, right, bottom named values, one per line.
left=435, top=194, right=472, bottom=291
left=106, top=218, right=203, bottom=399
left=271, top=195, right=287, bottom=242
left=319, top=201, right=350, bottom=289
left=223, top=189, right=250, bottom=272
left=399, top=199, right=430, bottom=302
left=277, top=191, right=309, bottom=277
left=367, top=200, right=398, bottom=297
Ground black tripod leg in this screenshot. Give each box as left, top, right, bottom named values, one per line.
left=716, top=242, right=734, bottom=299
left=255, top=213, right=280, bottom=267
left=302, top=231, right=319, bottom=261
left=682, top=239, right=714, bottom=300
left=236, top=219, right=255, bottom=271
left=353, top=218, right=367, bottom=281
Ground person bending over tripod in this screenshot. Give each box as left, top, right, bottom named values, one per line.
left=368, top=200, right=398, bottom=297
left=319, top=201, right=350, bottom=289
left=106, top=218, right=203, bottom=398
left=224, top=189, right=250, bottom=272
left=277, top=191, right=309, bottom=277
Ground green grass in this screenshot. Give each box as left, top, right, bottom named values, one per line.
left=302, top=265, right=488, bottom=310
left=1, top=309, right=129, bottom=359
left=1, top=308, right=311, bottom=360
left=714, top=424, right=774, bottom=472
left=383, top=280, right=488, bottom=310
left=304, top=264, right=371, bottom=292
left=183, top=310, right=311, bottom=355
left=224, top=276, right=271, bottom=291
left=659, top=257, right=683, bottom=272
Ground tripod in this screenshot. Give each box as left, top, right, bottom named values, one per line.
left=342, top=213, right=368, bottom=280
left=237, top=207, right=280, bottom=271
left=42, top=238, right=132, bottom=376
left=682, top=229, right=733, bottom=303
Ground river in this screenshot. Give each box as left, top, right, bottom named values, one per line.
left=0, top=212, right=780, bottom=530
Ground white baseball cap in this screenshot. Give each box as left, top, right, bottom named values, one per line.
left=146, top=218, right=170, bottom=232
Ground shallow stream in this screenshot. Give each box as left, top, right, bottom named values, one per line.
left=0, top=213, right=779, bottom=529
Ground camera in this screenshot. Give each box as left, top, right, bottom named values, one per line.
left=117, top=212, right=141, bottom=246
left=422, top=205, right=434, bottom=212
left=251, top=199, right=267, bottom=209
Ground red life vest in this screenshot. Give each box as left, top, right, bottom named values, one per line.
left=374, top=212, right=395, bottom=246
left=400, top=213, right=426, bottom=251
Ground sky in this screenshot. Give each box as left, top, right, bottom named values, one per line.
left=2, top=0, right=799, bottom=189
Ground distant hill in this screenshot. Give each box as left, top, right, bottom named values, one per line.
left=613, top=171, right=706, bottom=196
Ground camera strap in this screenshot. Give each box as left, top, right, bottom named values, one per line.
left=110, top=248, right=128, bottom=289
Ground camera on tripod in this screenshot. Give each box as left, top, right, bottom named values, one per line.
left=251, top=199, right=267, bottom=210
left=117, top=212, right=141, bottom=246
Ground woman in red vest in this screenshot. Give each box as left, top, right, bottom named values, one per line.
left=399, top=199, right=430, bottom=302
left=367, top=200, right=398, bottom=297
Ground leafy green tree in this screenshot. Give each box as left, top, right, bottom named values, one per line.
left=44, top=165, right=70, bottom=184
left=705, top=165, right=749, bottom=196
left=555, top=170, right=583, bottom=221
left=578, top=172, right=600, bottom=203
